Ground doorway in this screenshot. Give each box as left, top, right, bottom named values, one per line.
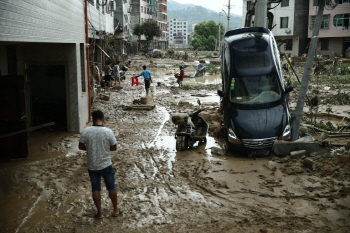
left=344, top=38, right=350, bottom=57
left=28, top=65, right=67, bottom=130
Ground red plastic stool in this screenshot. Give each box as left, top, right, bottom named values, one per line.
left=132, top=76, right=139, bottom=86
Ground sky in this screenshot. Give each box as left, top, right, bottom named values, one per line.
left=170, top=0, right=244, bottom=16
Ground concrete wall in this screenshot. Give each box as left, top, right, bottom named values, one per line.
left=270, top=0, right=296, bottom=36
left=294, top=0, right=310, bottom=56
left=0, top=0, right=85, bottom=43
left=316, top=37, right=344, bottom=56
left=88, top=0, right=115, bottom=37
left=275, top=35, right=300, bottom=57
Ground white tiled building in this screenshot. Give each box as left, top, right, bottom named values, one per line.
left=167, top=18, right=189, bottom=47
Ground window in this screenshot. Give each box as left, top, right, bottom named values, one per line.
left=281, top=0, right=289, bottom=7
left=96, top=1, right=99, bottom=10
left=310, top=15, right=330, bottom=29
left=280, top=17, right=288, bottom=28
left=247, top=1, right=252, bottom=10
left=320, top=38, right=329, bottom=50
left=141, top=6, right=143, bottom=13
left=229, top=74, right=282, bottom=105
left=314, top=0, right=331, bottom=6
left=285, top=39, right=293, bottom=51
left=80, top=44, right=86, bottom=92
left=333, top=14, right=350, bottom=28
left=335, top=0, right=350, bottom=4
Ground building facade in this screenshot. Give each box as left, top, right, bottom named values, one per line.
left=242, top=0, right=310, bottom=57
left=167, top=18, right=189, bottom=47
left=0, top=0, right=114, bottom=134
left=308, top=0, right=350, bottom=57
left=114, top=0, right=133, bottom=53
left=130, top=0, right=168, bottom=52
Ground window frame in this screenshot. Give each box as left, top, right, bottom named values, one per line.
left=280, top=17, right=289, bottom=28
left=333, top=13, right=350, bottom=28
left=281, top=0, right=289, bottom=7
left=310, top=15, right=330, bottom=29
left=285, top=39, right=293, bottom=51
left=320, top=38, right=329, bottom=51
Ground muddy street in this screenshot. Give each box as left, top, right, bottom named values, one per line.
left=0, top=57, right=349, bottom=233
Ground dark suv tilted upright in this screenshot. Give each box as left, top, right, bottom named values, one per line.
left=218, top=27, right=293, bottom=155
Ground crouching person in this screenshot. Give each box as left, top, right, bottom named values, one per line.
left=79, top=110, right=122, bottom=218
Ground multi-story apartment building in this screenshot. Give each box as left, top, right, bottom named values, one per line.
left=167, top=19, right=189, bottom=47
left=114, top=0, right=133, bottom=54
left=242, top=0, right=310, bottom=57
left=308, top=0, right=350, bottom=57
left=130, top=0, right=168, bottom=51
left=0, top=0, right=114, bottom=139
left=157, top=0, right=168, bottom=48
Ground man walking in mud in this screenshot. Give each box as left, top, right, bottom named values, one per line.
left=78, top=110, right=122, bottom=218
left=137, top=65, right=153, bottom=96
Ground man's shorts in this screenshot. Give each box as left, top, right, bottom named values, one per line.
left=114, top=73, right=121, bottom=81
left=88, top=165, right=116, bottom=191
left=145, top=79, right=151, bottom=90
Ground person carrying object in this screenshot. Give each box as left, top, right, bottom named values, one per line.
left=136, top=65, right=153, bottom=96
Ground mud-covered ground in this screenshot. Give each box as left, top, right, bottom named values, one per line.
left=0, top=57, right=349, bottom=233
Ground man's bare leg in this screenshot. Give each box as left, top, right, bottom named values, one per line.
left=109, top=190, right=119, bottom=214
left=92, top=191, right=102, bottom=217
left=146, top=88, right=149, bottom=96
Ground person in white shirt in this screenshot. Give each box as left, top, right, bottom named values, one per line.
left=79, top=110, right=122, bottom=218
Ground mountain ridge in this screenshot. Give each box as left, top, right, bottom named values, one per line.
left=167, top=0, right=242, bottom=31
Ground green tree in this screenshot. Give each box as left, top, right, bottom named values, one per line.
left=142, top=21, right=161, bottom=42
left=132, top=22, right=161, bottom=52
left=191, top=20, right=224, bottom=51
left=133, top=24, right=143, bottom=41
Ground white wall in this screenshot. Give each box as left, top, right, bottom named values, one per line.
left=0, top=0, right=85, bottom=43
left=270, top=0, right=295, bottom=36
left=88, top=0, right=115, bottom=37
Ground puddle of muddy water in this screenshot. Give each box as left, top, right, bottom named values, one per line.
left=183, top=74, right=221, bottom=85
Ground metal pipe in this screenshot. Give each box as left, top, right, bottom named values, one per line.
left=85, top=0, right=92, bottom=119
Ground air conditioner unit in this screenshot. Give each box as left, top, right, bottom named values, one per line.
left=108, top=0, right=116, bottom=11
left=285, top=28, right=291, bottom=34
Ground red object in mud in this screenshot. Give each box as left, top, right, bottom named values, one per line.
left=132, top=76, right=139, bottom=86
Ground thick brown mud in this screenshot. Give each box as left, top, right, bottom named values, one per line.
left=0, top=57, right=349, bottom=233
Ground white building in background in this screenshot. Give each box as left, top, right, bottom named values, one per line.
left=167, top=18, right=189, bottom=47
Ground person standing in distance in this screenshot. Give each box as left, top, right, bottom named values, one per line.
left=78, top=110, right=122, bottom=218
left=113, top=61, right=122, bottom=87
left=137, top=65, right=153, bottom=96
left=178, top=66, right=184, bottom=88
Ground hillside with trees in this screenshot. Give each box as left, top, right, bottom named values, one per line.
left=167, top=0, right=242, bottom=31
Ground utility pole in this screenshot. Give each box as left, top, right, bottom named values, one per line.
left=227, top=0, right=231, bottom=31
left=254, top=0, right=267, bottom=27
left=218, top=13, right=222, bottom=51
left=291, top=0, right=326, bottom=141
